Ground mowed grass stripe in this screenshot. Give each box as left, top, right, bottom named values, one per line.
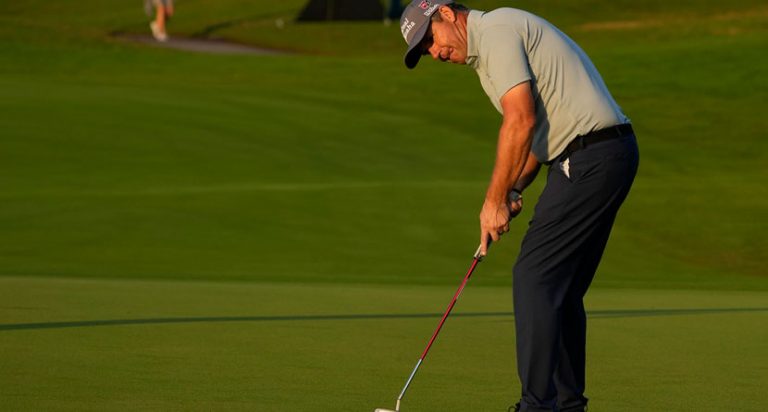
left=0, top=180, right=487, bottom=198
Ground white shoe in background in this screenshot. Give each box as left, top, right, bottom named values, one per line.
left=150, top=22, right=168, bottom=42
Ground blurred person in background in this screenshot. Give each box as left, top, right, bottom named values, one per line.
left=145, top=0, right=174, bottom=42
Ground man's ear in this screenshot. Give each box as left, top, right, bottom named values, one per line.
left=438, top=5, right=456, bottom=23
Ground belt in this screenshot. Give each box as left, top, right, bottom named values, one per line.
left=562, top=123, right=634, bottom=157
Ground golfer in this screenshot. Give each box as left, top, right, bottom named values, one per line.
left=399, top=1, right=639, bottom=411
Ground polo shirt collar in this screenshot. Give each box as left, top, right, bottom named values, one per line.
left=465, top=9, right=483, bottom=69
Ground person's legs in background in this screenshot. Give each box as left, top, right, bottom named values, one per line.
left=149, top=0, right=174, bottom=41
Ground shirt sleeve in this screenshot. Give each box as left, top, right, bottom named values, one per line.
left=479, top=25, right=532, bottom=105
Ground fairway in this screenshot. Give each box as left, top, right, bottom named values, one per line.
left=1, top=0, right=767, bottom=410
left=1, top=277, right=767, bottom=411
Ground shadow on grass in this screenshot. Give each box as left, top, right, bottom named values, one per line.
left=1, top=308, right=767, bottom=332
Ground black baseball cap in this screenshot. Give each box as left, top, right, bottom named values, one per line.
left=400, top=0, right=454, bottom=69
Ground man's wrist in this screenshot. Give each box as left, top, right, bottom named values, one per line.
left=509, top=189, right=523, bottom=202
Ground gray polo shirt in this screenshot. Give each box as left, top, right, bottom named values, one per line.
left=466, top=9, right=629, bottom=162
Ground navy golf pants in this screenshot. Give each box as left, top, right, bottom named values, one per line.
left=514, top=133, right=639, bottom=412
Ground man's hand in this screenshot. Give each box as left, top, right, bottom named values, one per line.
left=479, top=200, right=511, bottom=256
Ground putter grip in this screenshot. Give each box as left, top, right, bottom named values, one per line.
left=474, top=239, right=491, bottom=260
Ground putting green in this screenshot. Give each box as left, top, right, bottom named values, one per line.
left=1, top=1, right=766, bottom=411
left=1, top=276, right=766, bottom=411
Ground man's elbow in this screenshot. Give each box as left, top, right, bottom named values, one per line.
left=519, top=115, right=535, bottom=135
left=502, top=113, right=535, bottom=137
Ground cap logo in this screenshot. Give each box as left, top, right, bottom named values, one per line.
left=423, top=3, right=440, bottom=16
left=419, top=1, right=431, bottom=10
left=401, top=18, right=416, bottom=41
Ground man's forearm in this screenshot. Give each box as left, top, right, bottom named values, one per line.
left=485, top=120, right=534, bottom=204
left=512, top=151, right=540, bottom=193
left=477, top=81, right=536, bottom=254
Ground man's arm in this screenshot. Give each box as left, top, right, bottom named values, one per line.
left=507, top=150, right=541, bottom=217
left=513, top=151, right=540, bottom=193
left=479, top=81, right=536, bottom=255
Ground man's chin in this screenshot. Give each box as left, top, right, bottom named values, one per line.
left=440, top=54, right=467, bottom=64
left=449, top=53, right=467, bottom=64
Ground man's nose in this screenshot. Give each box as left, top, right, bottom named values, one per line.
left=429, top=45, right=439, bottom=60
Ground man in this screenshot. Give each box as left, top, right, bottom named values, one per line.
left=399, top=1, right=639, bottom=411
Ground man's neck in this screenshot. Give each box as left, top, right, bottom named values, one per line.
left=455, top=11, right=469, bottom=59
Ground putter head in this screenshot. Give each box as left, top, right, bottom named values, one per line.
left=375, top=398, right=400, bottom=411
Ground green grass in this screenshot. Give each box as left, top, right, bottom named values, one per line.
left=0, top=0, right=767, bottom=410
left=1, top=22, right=766, bottom=287
left=1, top=277, right=767, bottom=411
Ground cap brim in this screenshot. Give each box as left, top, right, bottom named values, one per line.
left=403, top=22, right=429, bottom=69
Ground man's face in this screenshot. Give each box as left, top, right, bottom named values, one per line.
left=420, top=7, right=467, bottom=65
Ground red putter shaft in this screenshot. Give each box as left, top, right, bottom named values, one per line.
left=392, top=245, right=485, bottom=412
left=419, top=255, right=481, bottom=360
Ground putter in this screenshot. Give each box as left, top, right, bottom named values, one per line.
left=374, top=244, right=486, bottom=412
